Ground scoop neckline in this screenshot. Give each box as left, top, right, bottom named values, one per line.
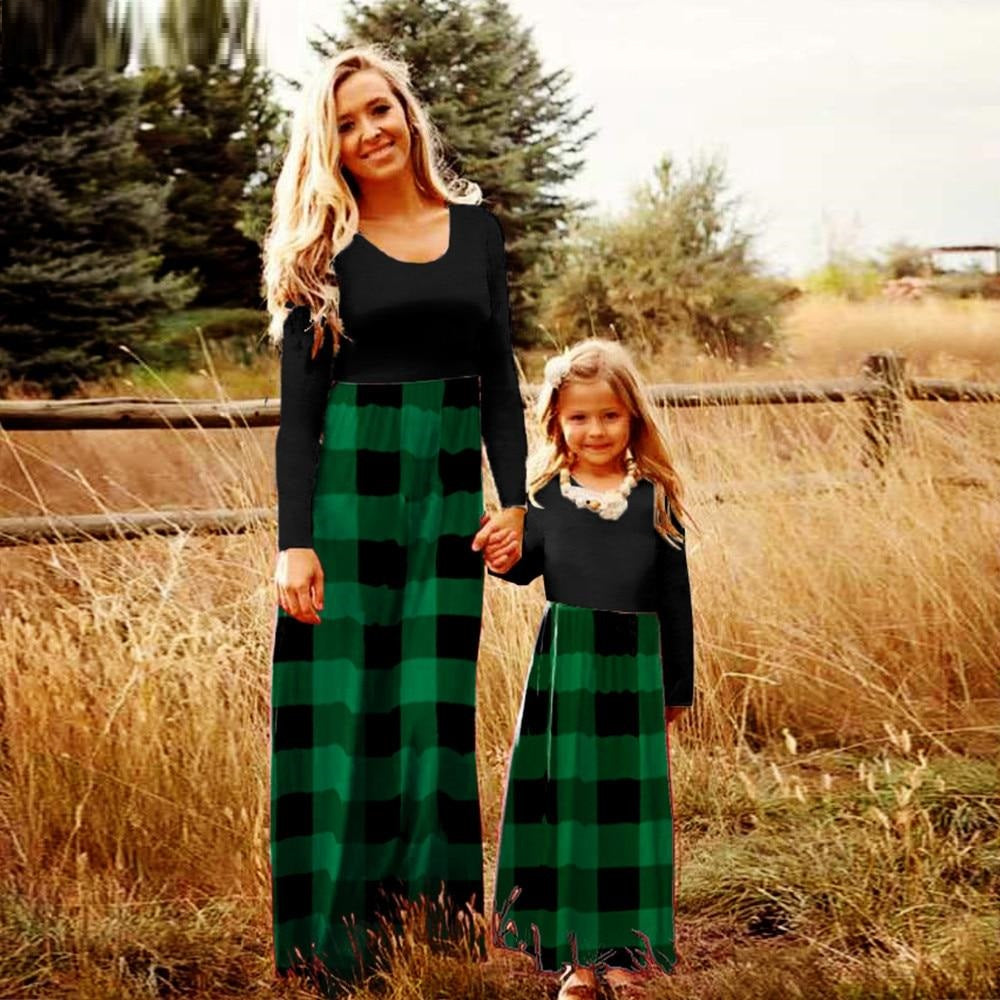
left=568, top=473, right=597, bottom=490
left=355, top=202, right=453, bottom=265
left=568, top=472, right=647, bottom=490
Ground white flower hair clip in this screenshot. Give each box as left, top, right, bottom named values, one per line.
left=543, top=352, right=572, bottom=389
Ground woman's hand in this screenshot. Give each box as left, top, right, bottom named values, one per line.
left=665, top=705, right=688, bottom=726
left=275, top=547, right=325, bottom=625
left=471, top=507, right=525, bottom=575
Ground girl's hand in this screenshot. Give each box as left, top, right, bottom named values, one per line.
left=472, top=507, right=525, bottom=575
left=665, top=705, right=688, bottom=726
left=274, top=548, right=325, bottom=625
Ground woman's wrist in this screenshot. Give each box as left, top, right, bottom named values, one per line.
left=499, top=506, right=527, bottom=525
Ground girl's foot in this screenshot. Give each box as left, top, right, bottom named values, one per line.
left=557, top=965, right=599, bottom=999
left=604, top=966, right=648, bottom=997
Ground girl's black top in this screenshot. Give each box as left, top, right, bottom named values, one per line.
left=275, top=202, right=528, bottom=551
left=491, top=476, right=695, bottom=707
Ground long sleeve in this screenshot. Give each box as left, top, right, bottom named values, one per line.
left=657, top=514, right=695, bottom=707
left=488, top=504, right=544, bottom=586
left=275, top=305, right=333, bottom=551
left=480, top=206, right=528, bottom=508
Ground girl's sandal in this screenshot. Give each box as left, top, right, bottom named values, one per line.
left=557, top=965, right=599, bottom=1000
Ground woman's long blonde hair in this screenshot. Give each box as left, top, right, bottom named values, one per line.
left=263, top=43, right=480, bottom=358
left=528, top=339, right=690, bottom=546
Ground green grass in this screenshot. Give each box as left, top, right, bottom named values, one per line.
left=152, top=307, right=267, bottom=342
left=100, top=307, right=277, bottom=398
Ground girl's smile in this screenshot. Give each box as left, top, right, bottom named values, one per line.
left=557, top=378, right=632, bottom=480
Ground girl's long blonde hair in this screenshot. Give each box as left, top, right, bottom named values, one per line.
left=528, top=339, right=690, bottom=546
left=263, top=43, right=480, bottom=358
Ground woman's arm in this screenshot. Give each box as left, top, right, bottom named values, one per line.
left=487, top=505, right=544, bottom=586
left=275, top=305, right=333, bottom=551
left=479, top=205, right=528, bottom=510
left=657, top=513, right=695, bottom=708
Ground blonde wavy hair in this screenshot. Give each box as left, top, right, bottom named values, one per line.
left=263, top=43, right=480, bottom=358
left=528, top=339, right=691, bottom=546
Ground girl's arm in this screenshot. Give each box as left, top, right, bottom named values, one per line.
left=275, top=305, right=333, bottom=551
left=479, top=205, right=528, bottom=510
left=487, top=505, right=544, bottom=586
left=657, top=512, right=694, bottom=707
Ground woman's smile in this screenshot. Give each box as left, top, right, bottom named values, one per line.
left=334, top=69, right=412, bottom=181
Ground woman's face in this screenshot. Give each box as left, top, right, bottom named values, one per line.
left=334, top=69, right=414, bottom=188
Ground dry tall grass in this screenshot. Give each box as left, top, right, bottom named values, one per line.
left=780, top=295, right=1000, bottom=379
left=1, top=296, right=998, bottom=997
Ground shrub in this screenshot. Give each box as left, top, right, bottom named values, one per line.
left=537, top=156, right=794, bottom=361
left=927, top=271, right=1000, bottom=300
left=147, top=308, right=268, bottom=368
left=803, top=254, right=883, bottom=301
left=883, top=241, right=933, bottom=279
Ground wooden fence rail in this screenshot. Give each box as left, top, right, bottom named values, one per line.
left=1, top=351, right=997, bottom=547
left=2, top=373, right=999, bottom=431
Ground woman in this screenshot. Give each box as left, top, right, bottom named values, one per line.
left=264, top=44, right=527, bottom=985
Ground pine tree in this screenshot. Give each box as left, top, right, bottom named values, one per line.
left=0, top=70, right=197, bottom=396
left=137, top=64, right=283, bottom=307
left=143, top=0, right=258, bottom=69
left=130, top=0, right=282, bottom=308
left=315, top=0, right=595, bottom=345
left=2, top=0, right=131, bottom=69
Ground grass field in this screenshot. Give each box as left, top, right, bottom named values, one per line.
left=0, top=296, right=998, bottom=998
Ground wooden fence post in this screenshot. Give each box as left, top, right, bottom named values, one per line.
left=861, top=350, right=906, bottom=468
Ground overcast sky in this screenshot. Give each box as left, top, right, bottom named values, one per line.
left=255, top=0, right=1000, bottom=276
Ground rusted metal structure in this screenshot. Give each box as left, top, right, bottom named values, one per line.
left=927, top=245, right=1000, bottom=274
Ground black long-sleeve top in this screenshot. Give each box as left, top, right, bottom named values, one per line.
left=492, top=476, right=695, bottom=707
left=275, top=202, right=528, bottom=551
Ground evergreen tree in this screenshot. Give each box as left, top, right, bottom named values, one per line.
left=127, top=0, right=282, bottom=308
left=0, top=70, right=196, bottom=396
left=315, top=0, right=595, bottom=345
left=144, top=0, right=258, bottom=69
left=137, top=64, right=283, bottom=307
left=3, top=0, right=131, bottom=70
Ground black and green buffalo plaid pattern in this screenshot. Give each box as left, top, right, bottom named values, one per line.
left=270, top=375, right=485, bottom=982
left=493, top=602, right=676, bottom=974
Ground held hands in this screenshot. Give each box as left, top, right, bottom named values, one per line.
left=276, top=506, right=524, bottom=624
left=471, top=506, right=526, bottom=575
left=275, top=548, right=325, bottom=625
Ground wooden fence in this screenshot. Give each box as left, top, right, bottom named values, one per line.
left=1, top=351, right=998, bottom=547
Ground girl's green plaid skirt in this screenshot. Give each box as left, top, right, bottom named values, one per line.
left=493, top=601, right=677, bottom=974
left=270, top=376, right=485, bottom=983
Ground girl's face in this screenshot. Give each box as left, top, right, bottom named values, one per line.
left=334, top=69, right=414, bottom=187
left=557, top=378, right=632, bottom=473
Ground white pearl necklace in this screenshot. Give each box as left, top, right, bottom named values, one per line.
left=559, top=457, right=639, bottom=520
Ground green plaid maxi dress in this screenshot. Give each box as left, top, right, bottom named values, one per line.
left=489, top=476, right=695, bottom=975
left=270, top=202, right=527, bottom=984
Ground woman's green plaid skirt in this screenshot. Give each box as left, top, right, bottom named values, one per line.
left=270, top=376, right=485, bottom=983
left=493, top=602, right=677, bottom=974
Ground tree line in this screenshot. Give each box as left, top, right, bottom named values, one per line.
left=0, top=0, right=786, bottom=396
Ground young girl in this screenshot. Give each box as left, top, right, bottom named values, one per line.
left=484, top=339, right=694, bottom=998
